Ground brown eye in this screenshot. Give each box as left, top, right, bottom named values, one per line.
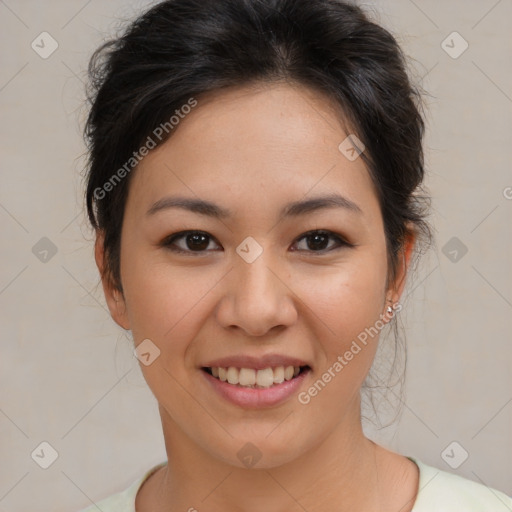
left=184, top=232, right=210, bottom=251
left=162, top=231, right=220, bottom=254
left=292, top=230, right=352, bottom=253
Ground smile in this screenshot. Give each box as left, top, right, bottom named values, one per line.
left=203, top=365, right=309, bottom=388
left=201, top=365, right=311, bottom=408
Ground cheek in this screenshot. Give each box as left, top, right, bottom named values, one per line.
left=297, top=254, right=388, bottom=341
left=120, top=251, right=221, bottom=354
left=120, top=256, right=206, bottom=404
left=298, top=268, right=387, bottom=409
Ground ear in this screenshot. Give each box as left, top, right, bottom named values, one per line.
left=387, top=226, right=417, bottom=305
left=94, top=231, right=130, bottom=330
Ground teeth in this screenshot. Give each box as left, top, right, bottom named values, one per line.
left=284, top=366, right=294, bottom=380
left=208, top=365, right=303, bottom=388
left=256, top=367, right=274, bottom=387
left=273, top=366, right=284, bottom=383
left=239, top=368, right=256, bottom=386
left=227, top=367, right=239, bottom=385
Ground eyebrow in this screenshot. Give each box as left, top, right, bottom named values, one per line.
left=146, top=192, right=363, bottom=219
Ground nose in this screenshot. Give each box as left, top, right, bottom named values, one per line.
left=216, top=250, right=297, bottom=337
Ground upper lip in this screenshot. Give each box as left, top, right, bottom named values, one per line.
left=202, top=354, right=311, bottom=371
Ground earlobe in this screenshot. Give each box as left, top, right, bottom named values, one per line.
left=94, top=232, right=131, bottom=331
left=383, top=228, right=417, bottom=319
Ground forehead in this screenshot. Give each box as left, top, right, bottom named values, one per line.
left=126, top=81, right=381, bottom=226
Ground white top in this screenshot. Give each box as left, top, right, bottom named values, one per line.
left=76, top=457, right=512, bottom=511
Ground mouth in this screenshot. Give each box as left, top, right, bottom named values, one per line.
left=201, top=365, right=311, bottom=389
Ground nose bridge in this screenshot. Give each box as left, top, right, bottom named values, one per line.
left=224, top=241, right=294, bottom=335
left=234, top=245, right=280, bottom=304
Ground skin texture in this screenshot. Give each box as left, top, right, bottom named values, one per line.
left=95, top=81, right=419, bottom=511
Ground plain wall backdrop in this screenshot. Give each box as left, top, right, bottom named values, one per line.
left=0, top=0, right=511, bottom=510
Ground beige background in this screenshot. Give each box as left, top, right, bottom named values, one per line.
left=0, top=0, right=511, bottom=510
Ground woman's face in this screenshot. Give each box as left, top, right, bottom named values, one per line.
left=98, top=82, right=412, bottom=469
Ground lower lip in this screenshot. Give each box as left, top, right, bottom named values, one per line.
left=201, top=368, right=310, bottom=409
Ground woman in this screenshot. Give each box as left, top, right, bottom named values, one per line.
left=79, top=0, right=512, bottom=510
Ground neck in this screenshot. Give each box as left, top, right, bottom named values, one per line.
left=142, top=396, right=387, bottom=512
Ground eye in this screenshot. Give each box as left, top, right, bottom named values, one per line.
left=161, top=230, right=221, bottom=255
left=291, top=230, right=353, bottom=253
left=161, top=229, right=352, bottom=255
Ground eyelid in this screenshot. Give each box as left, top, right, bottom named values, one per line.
left=161, top=229, right=354, bottom=255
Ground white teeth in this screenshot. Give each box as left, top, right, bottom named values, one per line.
left=273, top=366, right=284, bottom=384
left=239, top=368, right=256, bottom=386
left=256, top=367, right=274, bottom=387
left=208, top=365, right=304, bottom=388
left=227, top=367, right=238, bottom=385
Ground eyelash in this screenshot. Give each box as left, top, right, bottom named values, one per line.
left=160, top=229, right=353, bottom=256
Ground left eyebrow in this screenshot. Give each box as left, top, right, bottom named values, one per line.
left=146, top=192, right=363, bottom=219
left=280, top=193, right=363, bottom=217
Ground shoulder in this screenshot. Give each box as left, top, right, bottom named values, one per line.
left=74, top=462, right=167, bottom=512
left=410, top=457, right=512, bottom=512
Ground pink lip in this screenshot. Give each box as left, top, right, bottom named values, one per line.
left=201, top=354, right=311, bottom=371
left=201, top=367, right=311, bottom=408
